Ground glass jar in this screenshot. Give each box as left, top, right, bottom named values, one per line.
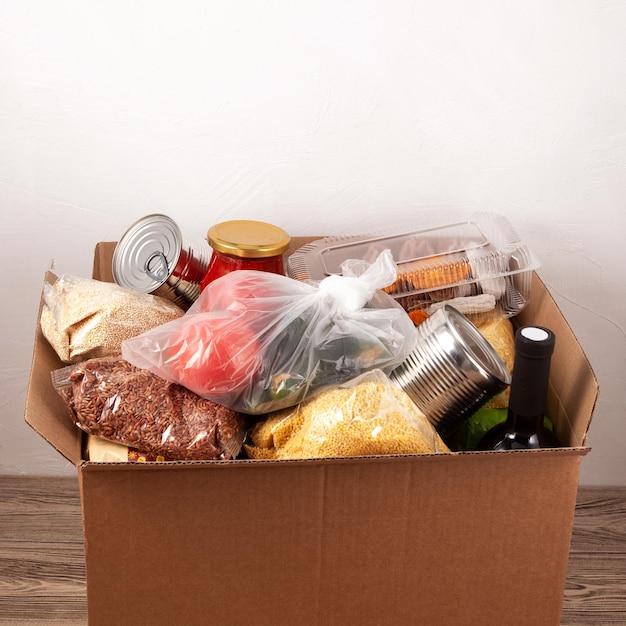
left=200, top=220, right=291, bottom=292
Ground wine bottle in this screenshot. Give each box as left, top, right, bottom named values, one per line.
left=478, top=325, right=560, bottom=450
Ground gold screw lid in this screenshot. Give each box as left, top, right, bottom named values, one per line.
left=207, top=220, right=291, bottom=258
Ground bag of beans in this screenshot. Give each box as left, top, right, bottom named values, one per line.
left=244, top=369, right=450, bottom=460
left=52, top=357, right=248, bottom=461
left=41, top=274, right=184, bottom=363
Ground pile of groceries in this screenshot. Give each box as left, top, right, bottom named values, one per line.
left=42, top=211, right=560, bottom=463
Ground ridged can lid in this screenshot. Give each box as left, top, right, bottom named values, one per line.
left=207, top=220, right=290, bottom=258
left=112, top=214, right=185, bottom=292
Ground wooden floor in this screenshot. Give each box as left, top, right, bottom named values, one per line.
left=0, top=478, right=624, bottom=625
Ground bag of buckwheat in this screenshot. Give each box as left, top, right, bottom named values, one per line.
left=52, top=357, right=248, bottom=461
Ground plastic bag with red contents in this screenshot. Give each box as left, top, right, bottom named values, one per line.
left=122, top=250, right=418, bottom=414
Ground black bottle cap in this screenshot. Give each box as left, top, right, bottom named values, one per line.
left=515, top=326, right=555, bottom=359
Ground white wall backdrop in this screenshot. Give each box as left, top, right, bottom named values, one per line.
left=1, top=1, right=624, bottom=484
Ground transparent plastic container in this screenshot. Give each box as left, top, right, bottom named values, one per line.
left=287, top=212, right=541, bottom=318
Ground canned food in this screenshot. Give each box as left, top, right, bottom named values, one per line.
left=199, top=220, right=290, bottom=291
left=390, top=305, right=511, bottom=439
left=112, top=214, right=212, bottom=309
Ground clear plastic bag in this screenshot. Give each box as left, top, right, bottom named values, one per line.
left=244, top=369, right=450, bottom=459
left=52, top=357, right=248, bottom=461
left=122, top=250, right=418, bottom=414
left=41, top=274, right=184, bottom=363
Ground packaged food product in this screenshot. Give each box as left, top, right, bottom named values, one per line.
left=469, top=312, right=515, bottom=408
left=287, top=211, right=540, bottom=318
left=41, top=274, right=185, bottom=363
left=405, top=305, right=515, bottom=411
left=244, top=369, right=450, bottom=460
left=112, top=214, right=212, bottom=309
left=122, top=250, right=418, bottom=414
left=85, top=435, right=172, bottom=463
left=390, top=305, right=511, bottom=441
left=52, top=357, right=248, bottom=461
left=200, top=220, right=290, bottom=291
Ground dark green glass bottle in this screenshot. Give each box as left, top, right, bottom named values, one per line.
left=479, top=325, right=560, bottom=450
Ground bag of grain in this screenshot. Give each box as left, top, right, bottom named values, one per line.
left=244, top=369, right=450, bottom=460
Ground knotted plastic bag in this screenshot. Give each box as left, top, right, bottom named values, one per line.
left=122, top=250, right=418, bottom=414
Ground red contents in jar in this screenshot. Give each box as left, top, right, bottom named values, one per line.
left=200, top=249, right=285, bottom=290
left=200, top=220, right=290, bottom=292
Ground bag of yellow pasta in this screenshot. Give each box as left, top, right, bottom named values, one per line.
left=244, top=369, right=449, bottom=460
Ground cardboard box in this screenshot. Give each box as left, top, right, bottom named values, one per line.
left=25, top=239, right=598, bottom=626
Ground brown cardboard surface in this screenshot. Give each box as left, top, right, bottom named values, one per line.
left=78, top=451, right=583, bottom=626
left=518, top=273, right=598, bottom=448
left=24, top=271, right=83, bottom=465
left=25, top=239, right=599, bottom=626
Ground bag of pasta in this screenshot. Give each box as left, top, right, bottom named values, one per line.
left=244, top=369, right=450, bottom=460
left=122, top=250, right=418, bottom=414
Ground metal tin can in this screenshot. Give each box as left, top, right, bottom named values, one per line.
left=199, top=220, right=291, bottom=292
left=112, top=214, right=212, bottom=309
left=390, top=305, right=511, bottom=439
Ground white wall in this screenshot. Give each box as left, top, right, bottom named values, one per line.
left=1, top=1, right=624, bottom=484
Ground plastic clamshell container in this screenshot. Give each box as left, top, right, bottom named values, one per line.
left=287, top=211, right=541, bottom=317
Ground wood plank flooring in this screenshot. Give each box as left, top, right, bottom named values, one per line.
left=563, top=486, right=626, bottom=624
left=0, top=477, right=624, bottom=625
left=0, top=477, right=86, bottom=625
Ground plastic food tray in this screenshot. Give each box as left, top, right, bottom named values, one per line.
left=287, top=212, right=541, bottom=317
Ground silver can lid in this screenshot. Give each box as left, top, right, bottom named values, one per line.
left=112, top=214, right=183, bottom=293
left=390, top=305, right=512, bottom=437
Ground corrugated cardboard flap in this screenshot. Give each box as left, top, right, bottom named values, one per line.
left=518, top=273, right=598, bottom=448
left=24, top=271, right=83, bottom=465
left=77, top=448, right=585, bottom=626
left=24, top=239, right=600, bottom=626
